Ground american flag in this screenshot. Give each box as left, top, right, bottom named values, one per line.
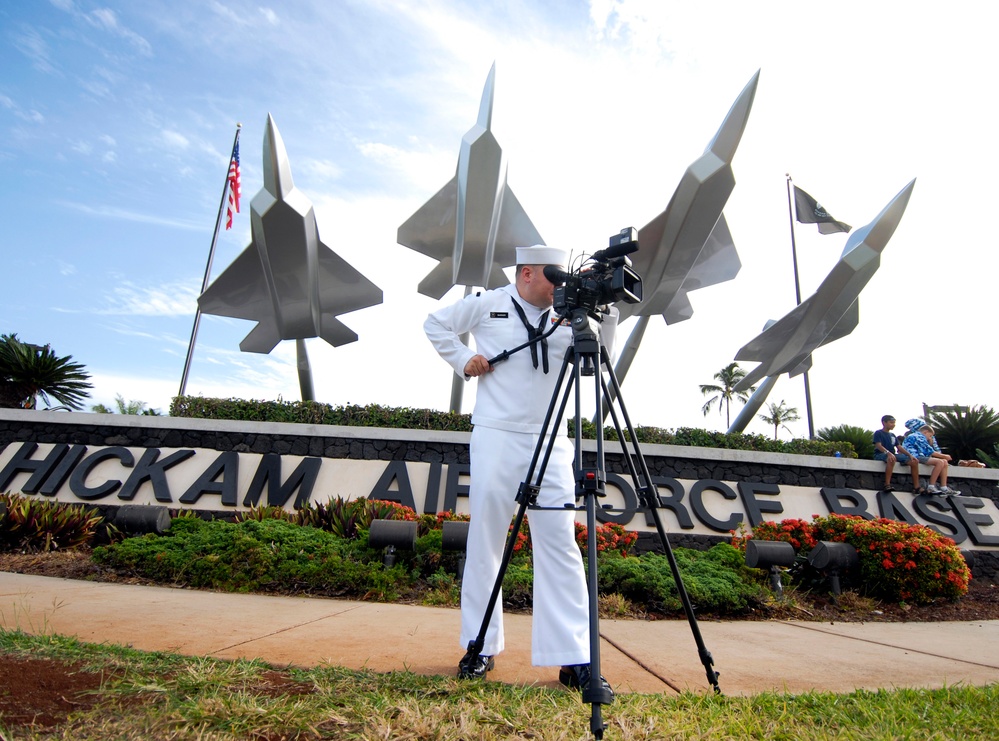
left=225, top=141, right=241, bottom=229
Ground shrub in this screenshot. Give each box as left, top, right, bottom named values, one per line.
left=234, top=505, right=295, bottom=522
left=730, top=518, right=818, bottom=553
left=173, top=397, right=850, bottom=457
left=733, top=515, right=971, bottom=604
left=596, top=544, right=768, bottom=614
left=297, top=497, right=417, bottom=539
left=422, top=568, right=461, bottom=606
left=817, top=424, right=875, bottom=459
left=0, top=492, right=104, bottom=552
left=574, top=521, right=638, bottom=556
left=500, top=560, right=535, bottom=609
left=82, top=502, right=778, bottom=615
left=977, top=442, right=999, bottom=469
left=92, top=517, right=407, bottom=598
left=812, top=514, right=970, bottom=604
left=170, top=396, right=474, bottom=432
left=928, top=405, right=999, bottom=463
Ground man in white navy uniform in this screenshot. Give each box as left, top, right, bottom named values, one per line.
left=424, top=244, right=617, bottom=698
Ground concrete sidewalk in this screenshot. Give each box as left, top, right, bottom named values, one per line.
left=2, top=571, right=998, bottom=696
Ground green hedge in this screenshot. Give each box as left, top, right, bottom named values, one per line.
left=170, top=396, right=474, bottom=431
left=90, top=514, right=769, bottom=615
left=170, top=397, right=852, bottom=457
left=92, top=517, right=408, bottom=599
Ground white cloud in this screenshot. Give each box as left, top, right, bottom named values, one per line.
left=161, top=130, right=191, bottom=150
left=14, top=27, right=58, bottom=74
left=56, top=201, right=205, bottom=230
left=85, top=7, right=153, bottom=56
left=209, top=1, right=248, bottom=25
left=298, top=158, right=344, bottom=183
left=0, top=94, right=45, bottom=123
left=98, top=281, right=202, bottom=317
left=259, top=7, right=279, bottom=25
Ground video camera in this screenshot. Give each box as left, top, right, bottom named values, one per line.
left=545, top=227, right=643, bottom=314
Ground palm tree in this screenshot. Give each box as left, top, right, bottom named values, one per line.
left=816, top=424, right=875, bottom=459
left=699, top=362, right=755, bottom=429
left=0, top=333, right=92, bottom=410
left=927, top=405, right=999, bottom=463
left=759, top=400, right=800, bottom=440
left=92, top=394, right=161, bottom=415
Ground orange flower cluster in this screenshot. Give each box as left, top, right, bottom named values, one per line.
left=573, top=521, right=639, bottom=557
left=731, top=513, right=971, bottom=604
left=730, top=517, right=818, bottom=552
left=813, top=514, right=970, bottom=603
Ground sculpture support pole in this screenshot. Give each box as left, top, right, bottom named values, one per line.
left=594, top=314, right=649, bottom=424
left=296, top=339, right=315, bottom=402
left=449, top=286, right=473, bottom=413
left=727, top=374, right=779, bottom=434
left=786, top=175, right=815, bottom=438
left=179, top=124, right=242, bottom=398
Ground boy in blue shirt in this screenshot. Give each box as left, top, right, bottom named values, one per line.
left=872, top=414, right=920, bottom=492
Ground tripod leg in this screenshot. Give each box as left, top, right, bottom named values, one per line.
left=568, top=343, right=612, bottom=739
left=598, top=347, right=722, bottom=695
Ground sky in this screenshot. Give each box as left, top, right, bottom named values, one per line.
left=2, top=0, right=997, bottom=440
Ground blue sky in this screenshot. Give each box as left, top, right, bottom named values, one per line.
left=2, top=0, right=997, bottom=438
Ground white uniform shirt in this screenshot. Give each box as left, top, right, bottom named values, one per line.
left=425, top=283, right=617, bottom=434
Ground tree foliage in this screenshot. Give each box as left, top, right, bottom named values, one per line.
left=92, top=393, right=161, bottom=415
left=699, top=362, right=755, bottom=429
left=758, top=400, right=800, bottom=440
left=816, top=424, right=876, bottom=459
left=0, top=333, right=92, bottom=410
left=927, top=405, right=999, bottom=463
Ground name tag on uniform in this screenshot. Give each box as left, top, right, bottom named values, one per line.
left=490, top=311, right=509, bottom=318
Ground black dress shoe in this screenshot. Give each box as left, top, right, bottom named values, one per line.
left=559, top=664, right=615, bottom=703
left=457, top=652, right=494, bottom=679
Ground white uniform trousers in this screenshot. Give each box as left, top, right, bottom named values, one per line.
left=461, top=424, right=590, bottom=666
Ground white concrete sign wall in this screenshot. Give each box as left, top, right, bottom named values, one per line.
left=3, top=438, right=998, bottom=550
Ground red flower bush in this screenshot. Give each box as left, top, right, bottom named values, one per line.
left=731, top=513, right=970, bottom=604
left=574, top=521, right=638, bottom=556
left=811, top=514, right=970, bottom=603
left=730, top=517, right=817, bottom=552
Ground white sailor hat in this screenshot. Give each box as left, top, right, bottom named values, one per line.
left=515, top=244, right=567, bottom=267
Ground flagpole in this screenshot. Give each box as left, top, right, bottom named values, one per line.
left=786, top=173, right=815, bottom=438
left=178, top=123, right=242, bottom=399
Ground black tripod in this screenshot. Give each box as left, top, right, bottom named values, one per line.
left=462, top=305, right=721, bottom=739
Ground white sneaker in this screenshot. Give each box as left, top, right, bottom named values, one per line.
left=926, top=484, right=942, bottom=494
left=939, top=485, right=961, bottom=495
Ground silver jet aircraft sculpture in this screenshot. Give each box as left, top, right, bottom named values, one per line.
left=727, top=179, right=916, bottom=433
left=397, top=62, right=544, bottom=299
left=199, top=114, right=383, bottom=400
left=597, top=71, right=758, bottom=419
left=398, top=63, right=545, bottom=411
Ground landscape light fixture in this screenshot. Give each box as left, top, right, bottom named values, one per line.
left=368, top=519, right=418, bottom=568
left=744, top=539, right=796, bottom=598
left=114, top=504, right=172, bottom=536
left=441, top=520, right=471, bottom=575
left=807, top=541, right=860, bottom=596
